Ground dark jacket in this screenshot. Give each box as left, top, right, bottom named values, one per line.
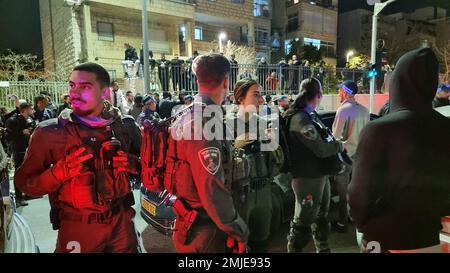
left=15, top=107, right=142, bottom=214
left=5, top=114, right=31, bottom=155
left=348, top=48, right=450, bottom=251
left=287, top=108, right=342, bottom=178
left=137, top=109, right=160, bottom=127
left=125, top=47, right=138, bottom=62
left=158, top=98, right=177, bottom=119
left=34, top=107, right=54, bottom=122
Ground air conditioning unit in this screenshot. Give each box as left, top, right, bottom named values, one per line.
left=64, top=0, right=83, bottom=7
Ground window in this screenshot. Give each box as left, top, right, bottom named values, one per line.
left=320, top=41, right=335, bottom=58
left=254, top=0, right=269, bottom=17
left=180, top=25, right=186, bottom=42
left=231, top=0, right=244, bottom=3
left=287, top=13, right=298, bottom=32
left=195, top=26, right=203, bottom=40
left=304, top=37, right=321, bottom=50
left=107, top=70, right=117, bottom=81
left=97, top=22, right=114, bottom=41
left=255, top=27, right=269, bottom=44
left=285, top=39, right=293, bottom=55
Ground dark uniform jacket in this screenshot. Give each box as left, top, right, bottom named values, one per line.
left=287, top=107, right=342, bottom=178
left=348, top=48, right=450, bottom=251
left=15, top=105, right=142, bottom=215
left=5, top=114, right=31, bottom=155
left=167, top=94, right=249, bottom=242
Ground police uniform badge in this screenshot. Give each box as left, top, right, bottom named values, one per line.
left=198, top=147, right=221, bottom=175
left=300, top=124, right=318, bottom=140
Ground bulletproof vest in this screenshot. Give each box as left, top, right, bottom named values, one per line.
left=164, top=105, right=234, bottom=208
left=289, top=110, right=333, bottom=178
left=229, top=114, right=270, bottom=181
left=57, top=118, right=132, bottom=209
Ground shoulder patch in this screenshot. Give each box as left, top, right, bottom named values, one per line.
left=300, top=124, right=318, bottom=140
left=198, top=147, right=221, bottom=175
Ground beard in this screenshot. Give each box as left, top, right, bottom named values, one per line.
left=72, top=106, right=96, bottom=117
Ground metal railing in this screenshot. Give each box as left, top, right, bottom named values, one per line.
left=133, top=62, right=371, bottom=96
left=0, top=82, right=68, bottom=110
left=0, top=64, right=374, bottom=108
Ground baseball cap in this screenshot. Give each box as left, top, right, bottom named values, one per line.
left=142, top=95, right=155, bottom=105
left=339, top=80, right=358, bottom=95
left=276, top=95, right=289, bottom=101
left=184, top=95, right=194, bottom=102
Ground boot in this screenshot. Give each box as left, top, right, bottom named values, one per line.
left=312, top=217, right=331, bottom=253
left=287, top=220, right=311, bottom=253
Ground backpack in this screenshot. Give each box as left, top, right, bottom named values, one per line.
left=140, top=105, right=194, bottom=192
left=278, top=112, right=294, bottom=174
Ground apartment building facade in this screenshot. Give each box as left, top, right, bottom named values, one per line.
left=271, top=0, right=339, bottom=65
left=337, top=6, right=448, bottom=67
left=39, top=0, right=271, bottom=81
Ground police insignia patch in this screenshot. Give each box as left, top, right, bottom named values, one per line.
left=198, top=147, right=221, bottom=175
left=300, top=124, right=318, bottom=140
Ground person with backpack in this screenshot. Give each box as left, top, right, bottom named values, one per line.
left=142, top=54, right=249, bottom=253
left=283, top=77, right=344, bottom=253
left=226, top=78, right=277, bottom=252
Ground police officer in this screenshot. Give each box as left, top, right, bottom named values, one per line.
left=166, top=54, right=249, bottom=253
left=15, top=63, right=142, bottom=253
left=284, top=78, right=344, bottom=253
left=227, top=78, right=274, bottom=252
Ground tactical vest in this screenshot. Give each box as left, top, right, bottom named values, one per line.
left=228, top=113, right=271, bottom=182
left=57, top=116, right=133, bottom=211
left=164, top=105, right=234, bottom=209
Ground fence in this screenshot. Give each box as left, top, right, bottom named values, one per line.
left=0, top=81, right=68, bottom=110
left=0, top=64, right=378, bottom=108
left=128, top=62, right=373, bottom=96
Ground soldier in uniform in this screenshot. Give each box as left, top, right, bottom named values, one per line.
left=226, top=78, right=276, bottom=252
left=15, top=63, right=142, bottom=253
left=165, top=54, right=249, bottom=253
left=284, top=78, right=344, bottom=253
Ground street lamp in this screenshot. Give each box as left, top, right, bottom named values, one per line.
left=369, top=0, right=396, bottom=114
left=346, top=50, right=355, bottom=64
left=219, top=32, right=227, bottom=53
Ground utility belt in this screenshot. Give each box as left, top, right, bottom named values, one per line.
left=173, top=199, right=214, bottom=244
left=59, top=194, right=132, bottom=224
left=249, top=177, right=271, bottom=191
left=234, top=177, right=270, bottom=205
left=54, top=194, right=133, bottom=227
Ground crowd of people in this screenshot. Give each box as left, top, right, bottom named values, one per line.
left=1, top=46, right=449, bottom=254
left=121, top=43, right=330, bottom=94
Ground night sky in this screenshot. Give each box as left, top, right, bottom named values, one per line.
left=0, top=0, right=43, bottom=59
left=340, top=0, right=450, bottom=15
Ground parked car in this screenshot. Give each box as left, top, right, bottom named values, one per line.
left=435, top=105, right=450, bottom=118
left=140, top=111, right=379, bottom=235
left=1, top=174, right=38, bottom=253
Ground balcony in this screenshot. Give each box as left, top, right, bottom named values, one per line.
left=89, top=0, right=195, bottom=19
